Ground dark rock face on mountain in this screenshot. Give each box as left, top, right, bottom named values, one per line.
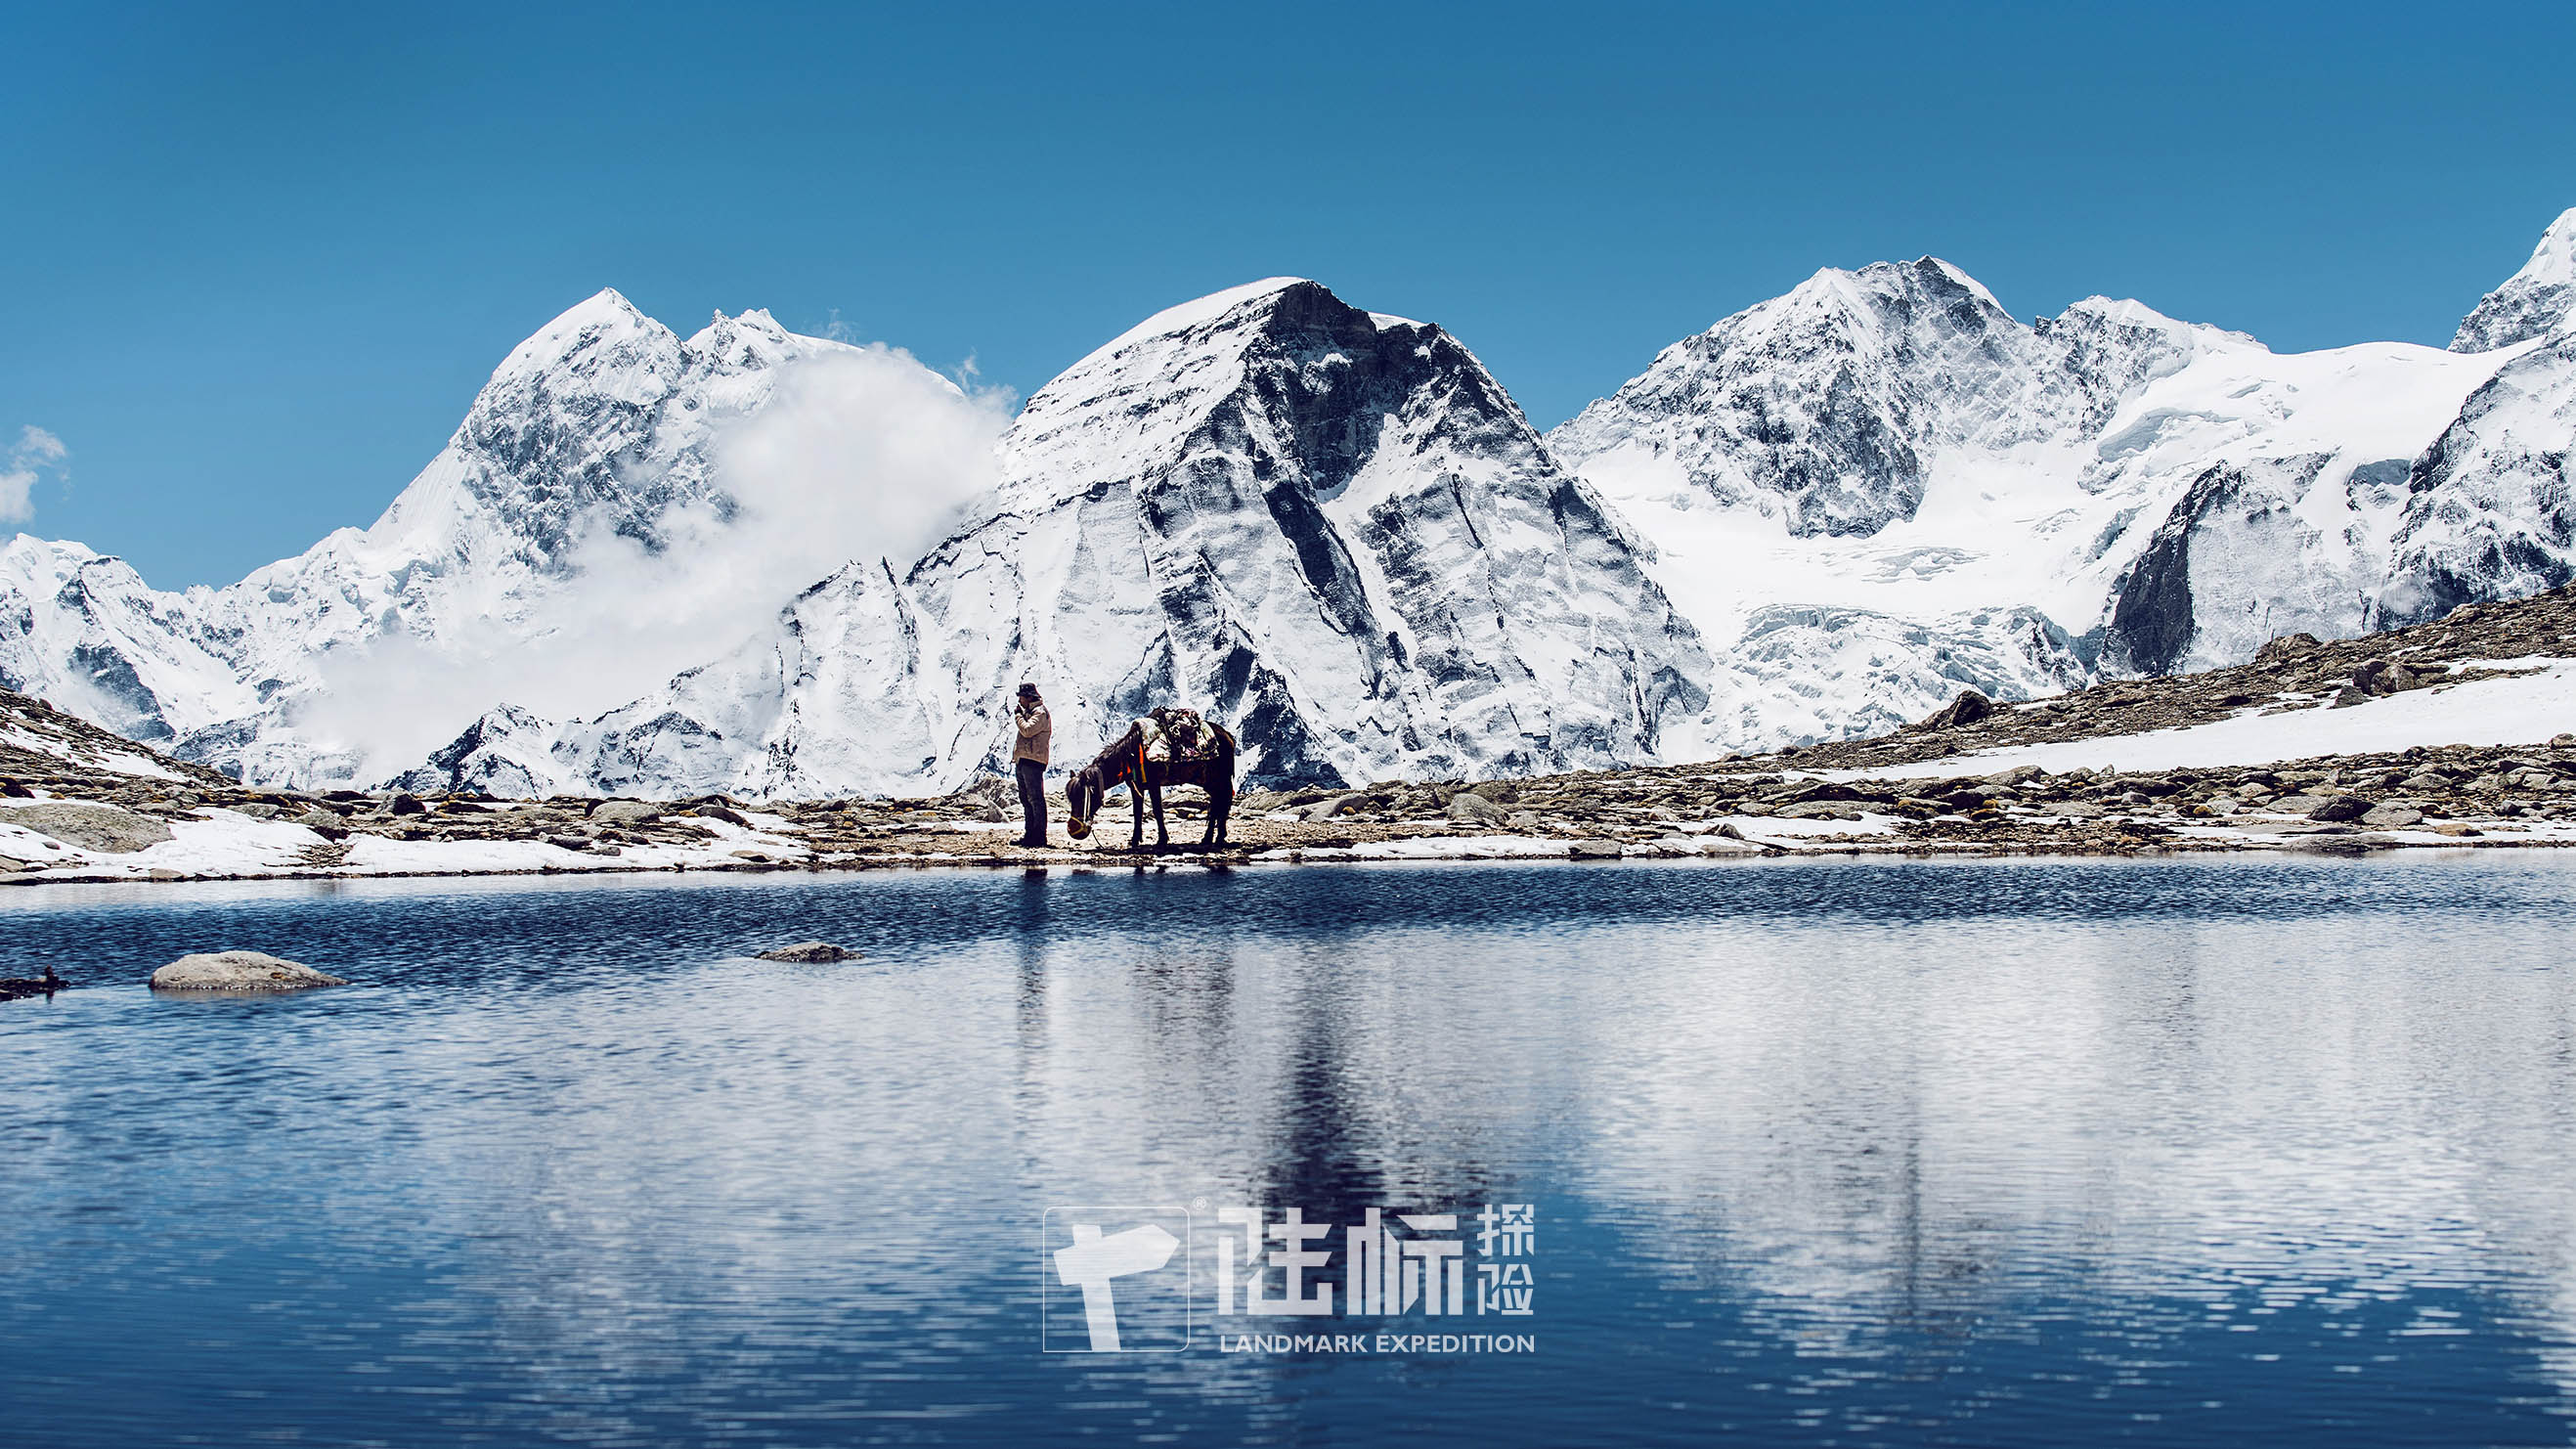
left=2103, top=465, right=2218, bottom=678
left=2105, top=455, right=2355, bottom=676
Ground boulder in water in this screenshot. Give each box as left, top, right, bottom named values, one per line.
left=150, top=950, right=347, bottom=991
left=757, top=941, right=861, bottom=963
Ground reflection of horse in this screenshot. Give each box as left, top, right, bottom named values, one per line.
left=1066, top=716, right=1238, bottom=851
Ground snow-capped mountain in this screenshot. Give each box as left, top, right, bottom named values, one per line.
left=410, top=280, right=1717, bottom=795
left=8, top=208, right=2576, bottom=798
left=1549, top=213, right=2576, bottom=737
left=0, top=537, right=257, bottom=744
left=3, top=290, right=977, bottom=788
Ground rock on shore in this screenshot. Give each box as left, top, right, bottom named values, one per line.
left=1, top=802, right=175, bottom=853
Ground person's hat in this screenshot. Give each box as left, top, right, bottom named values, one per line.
left=1018, top=682, right=1040, bottom=697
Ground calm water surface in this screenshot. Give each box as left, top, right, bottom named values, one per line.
left=5, top=855, right=2576, bottom=1447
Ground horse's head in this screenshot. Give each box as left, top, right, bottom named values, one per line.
left=1065, top=768, right=1098, bottom=841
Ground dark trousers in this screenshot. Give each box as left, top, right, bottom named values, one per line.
left=1015, top=759, right=1047, bottom=845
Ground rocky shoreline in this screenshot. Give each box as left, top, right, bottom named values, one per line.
left=4, top=588, right=2572, bottom=885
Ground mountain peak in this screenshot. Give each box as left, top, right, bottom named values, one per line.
left=1074, top=277, right=1318, bottom=367
left=1000, top=278, right=1429, bottom=505
left=1910, top=255, right=2005, bottom=310
left=493, top=287, right=675, bottom=382
left=2451, top=206, right=2576, bottom=352
left=1761, top=255, right=2014, bottom=341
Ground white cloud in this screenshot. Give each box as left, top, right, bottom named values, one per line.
left=1, top=425, right=67, bottom=524
left=286, top=344, right=1015, bottom=781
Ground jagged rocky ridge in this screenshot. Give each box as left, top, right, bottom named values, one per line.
left=4, top=212, right=2575, bottom=797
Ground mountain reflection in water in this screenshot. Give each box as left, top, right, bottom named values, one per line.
left=4, top=855, right=2573, bottom=1446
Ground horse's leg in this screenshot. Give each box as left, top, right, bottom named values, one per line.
left=1150, top=779, right=1168, bottom=849
left=1210, top=778, right=1232, bottom=847
left=1128, top=773, right=1145, bottom=850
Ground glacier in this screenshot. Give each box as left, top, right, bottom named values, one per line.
left=6, top=208, right=2575, bottom=797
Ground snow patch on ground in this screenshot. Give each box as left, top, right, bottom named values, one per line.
left=5, top=805, right=816, bottom=883
left=1, top=724, right=190, bottom=780
left=1844, top=661, right=2576, bottom=780
left=1727, top=812, right=1904, bottom=843
left=1256, top=835, right=1576, bottom=861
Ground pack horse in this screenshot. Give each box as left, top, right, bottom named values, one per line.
left=1066, top=707, right=1238, bottom=850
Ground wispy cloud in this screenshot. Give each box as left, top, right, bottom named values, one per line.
left=0, top=425, right=68, bottom=524
left=287, top=342, right=1017, bottom=781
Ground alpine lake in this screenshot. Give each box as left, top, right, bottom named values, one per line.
left=5, top=852, right=2575, bottom=1447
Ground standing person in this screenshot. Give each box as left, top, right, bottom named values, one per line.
left=1012, top=683, right=1051, bottom=848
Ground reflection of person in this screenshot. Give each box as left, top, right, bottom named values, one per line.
left=1012, top=683, right=1051, bottom=848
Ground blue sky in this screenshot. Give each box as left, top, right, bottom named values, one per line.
left=5, top=1, right=2572, bottom=586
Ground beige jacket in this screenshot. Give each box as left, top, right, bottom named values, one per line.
left=1013, top=703, right=1051, bottom=765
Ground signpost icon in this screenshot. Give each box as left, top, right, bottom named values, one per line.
left=1042, top=1207, right=1193, bottom=1352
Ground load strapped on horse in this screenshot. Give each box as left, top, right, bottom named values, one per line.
left=1065, top=706, right=1239, bottom=850
left=1141, top=707, right=1213, bottom=765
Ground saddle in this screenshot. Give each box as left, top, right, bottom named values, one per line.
left=1137, top=707, right=1211, bottom=764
